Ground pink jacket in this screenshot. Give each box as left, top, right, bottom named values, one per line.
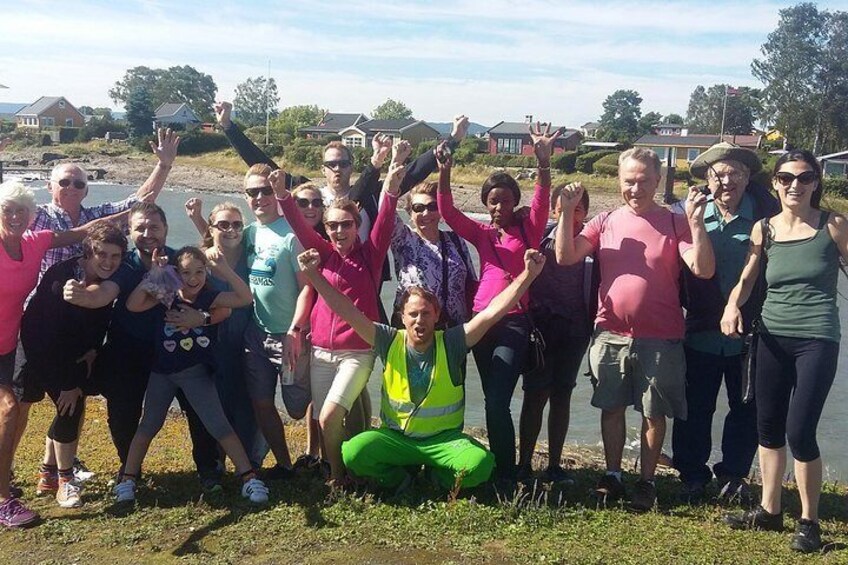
left=279, top=191, right=398, bottom=351
left=437, top=184, right=549, bottom=314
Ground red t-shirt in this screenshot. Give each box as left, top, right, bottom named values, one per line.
left=0, top=230, right=53, bottom=354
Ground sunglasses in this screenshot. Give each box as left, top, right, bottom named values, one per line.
left=323, top=160, right=352, bottom=170
left=325, top=219, right=356, bottom=231
left=296, top=197, right=324, bottom=209
left=211, top=220, right=244, bottom=232
left=410, top=202, right=439, bottom=214
left=245, top=186, right=274, bottom=198
left=774, top=171, right=818, bottom=187
left=55, top=178, right=87, bottom=190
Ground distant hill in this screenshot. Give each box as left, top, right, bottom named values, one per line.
left=426, top=121, right=489, bottom=137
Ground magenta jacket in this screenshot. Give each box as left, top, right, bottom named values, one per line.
left=437, top=184, right=549, bottom=314
left=279, top=191, right=398, bottom=351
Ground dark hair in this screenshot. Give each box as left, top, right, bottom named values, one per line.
left=82, top=222, right=128, bottom=259
left=129, top=201, right=167, bottom=226
left=772, top=150, right=823, bottom=209
left=398, top=286, right=442, bottom=313
left=175, top=246, right=208, bottom=267
left=481, top=171, right=521, bottom=206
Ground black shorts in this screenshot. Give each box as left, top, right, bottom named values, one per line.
left=522, top=313, right=590, bottom=393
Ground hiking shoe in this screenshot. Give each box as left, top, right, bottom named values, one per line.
left=262, top=464, right=295, bottom=481
left=241, top=478, right=269, bottom=504
left=72, top=458, right=95, bottom=482
left=718, top=477, right=753, bottom=507
left=791, top=519, right=822, bottom=553
left=724, top=504, right=783, bottom=532
left=678, top=481, right=707, bottom=506
left=56, top=479, right=82, bottom=509
left=113, top=479, right=136, bottom=503
left=630, top=480, right=657, bottom=512
left=593, top=474, right=626, bottom=504
left=36, top=470, right=59, bottom=495
left=541, top=465, right=575, bottom=485
left=0, top=498, right=39, bottom=528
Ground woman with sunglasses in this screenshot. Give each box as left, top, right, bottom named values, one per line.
left=722, top=151, right=848, bottom=553
left=436, top=122, right=560, bottom=484
left=270, top=157, right=405, bottom=487
left=390, top=179, right=475, bottom=329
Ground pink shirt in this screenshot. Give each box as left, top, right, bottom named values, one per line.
left=438, top=185, right=549, bottom=314
left=0, top=230, right=53, bottom=354
left=581, top=206, right=692, bottom=339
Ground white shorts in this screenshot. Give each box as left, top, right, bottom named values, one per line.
left=310, top=347, right=375, bottom=418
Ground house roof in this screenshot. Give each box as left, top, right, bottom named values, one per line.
left=487, top=121, right=580, bottom=138
left=154, top=102, right=199, bottom=120
left=655, top=124, right=684, bottom=129
left=0, top=102, right=26, bottom=121
left=357, top=118, right=418, bottom=132
left=581, top=121, right=600, bottom=129
left=300, top=112, right=367, bottom=133
left=16, top=96, right=76, bottom=116
left=634, top=133, right=760, bottom=149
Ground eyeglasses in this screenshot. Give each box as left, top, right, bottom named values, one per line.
left=323, top=160, right=352, bottom=170
left=245, top=186, right=274, bottom=198
left=54, top=178, right=87, bottom=190
left=708, top=167, right=746, bottom=183
left=211, top=220, right=244, bottom=232
left=410, top=202, right=439, bottom=214
left=296, top=197, right=324, bottom=209
left=325, top=219, right=356, bottom=231
left=774, top=171, right=818, bottom=187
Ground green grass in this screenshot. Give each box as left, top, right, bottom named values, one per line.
left=5, top=400, right=848, bottom=564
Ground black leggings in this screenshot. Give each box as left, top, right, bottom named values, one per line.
left=755, top=333, right=838, bottom=462
left=46, top=391, right=86, bottom=444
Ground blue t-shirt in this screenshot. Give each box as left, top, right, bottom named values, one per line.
left=151, top=288, right=220, bottom=374
left=109, top=247, right=177, bottom=343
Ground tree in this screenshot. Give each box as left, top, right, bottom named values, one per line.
left=598, top=89, right=642, bottom=143
left=637, top=111, right=663, bottom=136
left=685, top=84, right=761, bottom=135
left=752, top=3, right=848, bottom=153
left=125, top=87, right=154, bottom=139
left=78, top=105, right=94, bottom=116
left=663, top=113, right=685, bottom=125
left=92, top=107, right=113, bottom=119
left=371, top=99, right=413, bottom=120
left=271, top=104, right=326, bottom=141
left=110, top=65, right=218, bottom=122
left=233, top=76, right=279, bottom=128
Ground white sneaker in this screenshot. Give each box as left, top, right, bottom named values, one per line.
left=241, top=478, right=269, bottom=504
left=56, top=479, right=83, bottom=508
left=114, top=479, right=136, bottom=503
left=73, top=458, right=95, bottom=483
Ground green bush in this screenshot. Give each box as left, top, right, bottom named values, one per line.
left=415, top=139, right=438, bottom=159
left=284, top=138, right=323, bottom=169
left=591, top=152, right=621, bottom=177
left=551, top=151, right=577, bottom=173
left=76, top=118, right=127, bottom=142
left=576, top=150, right=618, bottom=173
left=453, top=138, right=482, bottom=165
left=673, top=167, right=692, bottom=182
left=175, top=129, right=230, bottom=155
left=58, top=127, right=80, bottom=144
left=352, top=146, right=370, bottom=170
left=475, top=154, right=536, bottom=168
left=823, top=177, right=848, bottom=198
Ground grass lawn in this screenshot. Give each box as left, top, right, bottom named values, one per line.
left=4, top=400, right=848, bottom=564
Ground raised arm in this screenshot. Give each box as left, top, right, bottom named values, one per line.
left=680, top=186, right=715, bottom=279
left=184, top=197, right=208, bottom=239
left=464, top=249, right=545, bottom=347
left=50, top=210, right=131, bottom=249
left=63, top=279, right=120, bottom=309
left=435, top=154, right=485, bottom=244
left=367, top=159, right=404, bottom=268
left=720, top=221, right=766, bottom=338
left=135, top=128, right=179, bottom=203
left=555, top=183, right=594, bottom=265
left=269, top=169, right=333, bottom=261
left=298, top=249, right=376, bottom=346
left=348, top=133, right=393, bottom=203
left=526, top=122, right=557, bottom=240
left=206, top=247, right=253, bottom=308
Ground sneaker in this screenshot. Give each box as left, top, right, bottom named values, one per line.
left=629, top=480, right=657, bottom=512
left=791, top=519, right=822, bottom=553
left=678, top=481, right=707, bottom=506
left=541, top=465, right=575, bottom=485
left=724, top=504, right=783, bottom=532
left=262, top=464, right=295, bottom=481
left=113, top=479, right=136, bottom=503
left=72, top=458, right=95, bottom=483
left=593, top=474, right=626, bottom=503
left=718, top=477, right=753, bottom=507
left=56, top=479, right=82, bottom=509
left=0, top=498, right=39, bottom=528
left=241, top=478, right=269, bottom=504
left=36, top=470, right=59, bottom=495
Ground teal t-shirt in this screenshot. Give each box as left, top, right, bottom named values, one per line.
left=243, top=217, right=303, bottom=333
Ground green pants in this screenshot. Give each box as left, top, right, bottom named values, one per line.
left=342, top=428, right=494, bottom=490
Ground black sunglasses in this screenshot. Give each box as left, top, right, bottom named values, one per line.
left=774, top=171, right=818, bottom=187
left=325, top=219, right=356, bottom=231
left=323, top=159, right=352, bottom=170
left=55, top=178, right=87, bottom=190
left=211, top=220, right=244, bottom=232
left=296, top=197, right=324, bottom=209
left=245, top=186, right=274, bottom=198
left=410, top=202, right=439, bottom=214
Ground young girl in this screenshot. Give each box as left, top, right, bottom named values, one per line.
left=114, top=246, right=268, bottom=504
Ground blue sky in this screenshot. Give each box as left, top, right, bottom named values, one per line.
left=2, top=0, right=846, bottom=127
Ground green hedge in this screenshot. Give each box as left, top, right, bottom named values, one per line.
left=176, top=130, right=230, bottom=155
left=475, top=154, right=536, bottom=168
left=591, top=152, right=621, bottom=177
left=58, top=127, right=80, bottom=144
left=576, top=150, right=618, bottom=173
left=551, top=151, right=577, bottom=173
left=823, top=177, right=848, bottom=198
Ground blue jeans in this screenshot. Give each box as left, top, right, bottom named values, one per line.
left=672, top=346, right=757, bottom=484
left=472, top=313, right=529, bottom=481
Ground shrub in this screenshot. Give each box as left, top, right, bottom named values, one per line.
left=176, top=129, right=230, bottom=155
left=551, top=151, right=577, bottom=173
left=76, top=118, right=127, bottom=142
left=284, top=138, right=323, bottom=169
left=673, top=166, right=692, bottom=182
left=592, top=152, right=621, bottom=177
left=576, top=150, right=618, bottom=173
left=475, top=154, right=536, bottom=168
left=453, top=138, right=482, bottom=165
left=823, top=177, right=848, bottom=198
left=58, top=127, right=80, bottom=144
left=415, top=139, right=438, bottom=159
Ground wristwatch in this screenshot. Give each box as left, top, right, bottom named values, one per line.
left=199, top=310, right=212, bottom=326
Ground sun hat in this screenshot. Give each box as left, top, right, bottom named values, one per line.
left=690, top=142, right=762, bottom=179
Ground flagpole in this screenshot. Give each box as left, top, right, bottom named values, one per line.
left=719, top=85, right=729, bottom=141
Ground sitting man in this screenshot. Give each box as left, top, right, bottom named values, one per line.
left=298, top=247, right=545, bottom=491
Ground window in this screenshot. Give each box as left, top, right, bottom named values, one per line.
left=687, top=148, right=700, bottom=162
left=65, top=118, right=74, bottom=127
left=58, top=100, right=65, bottom=109
left=43, top=117, right=55, bottom=127
left=343, top=136, right=363, bottom=148
left=496, top=137, right=522, bottom=154
left=651, top=146, right=668, bottom=160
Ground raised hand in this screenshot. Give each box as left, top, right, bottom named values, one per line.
left=383, top=162, right=406, bottom=195
left=204, top=245, right=230, bottom=275
left=684, top=186, right=709, bottom=225
left=392, top=140, right=413, bottom=165
left=528, top=121, right=560, bottom=165
left=297, top=248, right=322, bottom=274
left=524, top=248, right=546, bottom=278
left=214, top=101, right=233, bottom=128
left=451, top=114, right=470, bottom=142
left=268, top=169, right=291, bottom=200
left=151, top=247, right=169, bottom=268
left=185, top=197, right=203, bottom=221
left=435, top=140, right=453, bottom=171
left=149, top=128, right=180, bottom=168
left=559, top=182, right=585, bottom=212
left=371, top=133, right=393, bottom=168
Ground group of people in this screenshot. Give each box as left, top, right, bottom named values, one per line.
left=0, top=104, right=843, bottom=555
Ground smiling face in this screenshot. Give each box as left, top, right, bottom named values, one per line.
left=49, top=164, right=88, bottom=213
left=209, top=208, right=244, bottom=250
left=83, top=241, right=124, bottom=281
left=619, top=157, right=660, bottom=214
left=244, top=174, right=278, bottom=224
left=322, top=147, right=353, bottom=194
left=409, top=193, right=441, bottom=233
left=773, top=160, right=819, bottom=209
left=707, top=160, right=749, bottom=213
left=486, top=187, right=516, bottom=228
left=294, top=187, right=324, bottom=228
left=0, top=200, right=31, bottom=239
left=129, top=211, right=168, bottom=256
left=324, top=207, right=358, bottom=255
left=177, top=255, right=207, bottom=300
left=401, top=293, right=440, bottom=349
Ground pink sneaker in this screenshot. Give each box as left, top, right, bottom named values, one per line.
left=0, top=498, right=39, bottom=528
